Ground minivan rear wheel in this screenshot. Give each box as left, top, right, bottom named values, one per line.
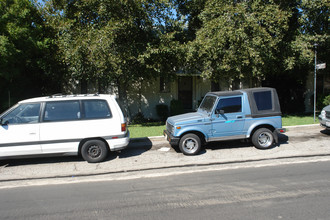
left=81, top=140, right=109, bottom=163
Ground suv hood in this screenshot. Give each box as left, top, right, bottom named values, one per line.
left=167, top=112, right=206, bottom=126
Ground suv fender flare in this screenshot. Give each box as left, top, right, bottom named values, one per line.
left=177, top=128, right=208, bottom=144
left=248, top=124, right=277, bottom=142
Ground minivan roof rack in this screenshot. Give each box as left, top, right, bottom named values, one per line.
left=48, top=93, right=100, bottom=98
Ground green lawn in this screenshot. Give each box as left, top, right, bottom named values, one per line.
left=128, top=115, right=319, bottom=138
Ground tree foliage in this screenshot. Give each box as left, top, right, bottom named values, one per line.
left=0, top=0, right=62, bottom=110
left=44, top=0, right=184, bottom=102
left=185, top=0, right=290, bottom=86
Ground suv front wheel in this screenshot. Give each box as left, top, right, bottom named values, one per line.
left=179, top=134, right=202, bottom=155
left=252, top=128, right=274, bottom=149
left=81, top=140, right=109, bottom=163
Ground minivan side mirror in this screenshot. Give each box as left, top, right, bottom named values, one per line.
left=0, top=118, right=8, bottom=126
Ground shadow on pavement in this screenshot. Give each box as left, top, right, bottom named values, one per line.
left=0, top=156, right=83, bottom=167
left=204, top=133, right=289, bottom=152
left=320, top=129, right=330, bottom=135
left=0, top=139, right=153, bottom=167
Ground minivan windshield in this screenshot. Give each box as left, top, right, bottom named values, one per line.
left=198, top=95, right=217, bottom=113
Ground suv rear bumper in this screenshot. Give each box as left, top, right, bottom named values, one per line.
left=164, top=130, right=180, bottom=146
left=273, top=128, right=286, bottom=143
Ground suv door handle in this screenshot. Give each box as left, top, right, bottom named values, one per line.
left=236, top=116, right=243, bottom=119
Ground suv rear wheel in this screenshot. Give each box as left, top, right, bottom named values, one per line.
left=252, top=128, right=274, bottom=149
left=179, top=134, right=202, bottom=155
left=81, top=140, right=109, bottom=163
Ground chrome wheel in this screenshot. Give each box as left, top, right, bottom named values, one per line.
left=258, top=132, right=272, bottom=148
left=252, top=128, right=274, bottom=149
left=179, top=134, right=202, bottom=155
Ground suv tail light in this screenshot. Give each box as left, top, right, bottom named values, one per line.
left=121, top=123, right=127, bottom=132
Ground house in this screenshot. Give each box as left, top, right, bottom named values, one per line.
left=124, top=74, right=247, bottom=120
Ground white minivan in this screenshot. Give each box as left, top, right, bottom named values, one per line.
left=0, top=94, right=130, bottom=163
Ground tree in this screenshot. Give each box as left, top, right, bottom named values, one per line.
left=44, top=0, right=184, bottom=109
left=0, top=0, right=62, bottom=110
left=186, top=0, right=290, bottom=89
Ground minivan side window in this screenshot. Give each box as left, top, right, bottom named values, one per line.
left=1, top=103, right=41, bottom=124
left=216, top=97, right=242, bottom=113
left=83, top=100, right=112, bottom=119
left=44, top=101, right=80, bottom=122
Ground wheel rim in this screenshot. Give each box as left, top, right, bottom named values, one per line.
left=258, top=132, right=272, bottom=148
left=182, top=138, right=198, bottom=153
left=87, top=145, right=102, bottom=158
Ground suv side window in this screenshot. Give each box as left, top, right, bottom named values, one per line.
left=83, top=100, right=112, bottom=119
left=44, top=101, right=80, bottom=122
left=216, top=97, right=242, bottom=113
left=2, top=103, right=40, bottom=124
left=253, top=91, right=272, bottom=111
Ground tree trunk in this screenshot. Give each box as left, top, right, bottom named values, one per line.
left=117, top=78, right=130, bottom=118
left=80, top=78, right=88, bottom=94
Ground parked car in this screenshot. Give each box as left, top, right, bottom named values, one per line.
left=164, top=87, right=286, bottom=155
left=319, top=105, right=330, bottom=130
left=0, top=94, right=129, bottom=163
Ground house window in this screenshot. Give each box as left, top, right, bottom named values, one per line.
left=160, top=77, right=171, bottom=93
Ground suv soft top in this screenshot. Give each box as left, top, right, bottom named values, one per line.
left=208, top=87, right=281, bottom=118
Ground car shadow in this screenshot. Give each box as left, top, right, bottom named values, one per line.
left=204, top=133, right=289, bottom=152
left=111, top=138, right=153, bottom=159
left=0, top=139, right=153, bottom=166
left=320, top=129, right=330, bottom=135
left=0, top=156, right=83, bottom=167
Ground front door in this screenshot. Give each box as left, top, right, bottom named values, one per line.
left=210, top=96, right=245, bottom=140
left=178, top=76, right=193, bottom=110
left=0, top=103, right=41, bottom=157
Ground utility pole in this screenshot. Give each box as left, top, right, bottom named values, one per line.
left=313, top=43, right=318, bottom=122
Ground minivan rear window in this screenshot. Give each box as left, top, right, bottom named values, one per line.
left=83, top=100, right=111, bottom=119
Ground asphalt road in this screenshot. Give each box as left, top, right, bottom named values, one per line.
left=1, top=159, right=330, bottom=220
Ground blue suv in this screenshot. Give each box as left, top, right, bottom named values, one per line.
left=164, top=87, right=286, bottom=155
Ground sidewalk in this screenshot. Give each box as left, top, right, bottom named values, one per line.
left=0, top=124, right=329, bottom=183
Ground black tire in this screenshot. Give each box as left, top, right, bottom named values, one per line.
left=81, top=140, right=109, bottom=163
left=179, top=134, right=202, bottom=155
left=252, top=128, right=274, bottom=149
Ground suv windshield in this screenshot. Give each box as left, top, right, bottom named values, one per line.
left=198, top=96, right=217, bottom=113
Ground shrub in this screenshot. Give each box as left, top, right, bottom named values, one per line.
left=323, top=95, right=330, bottom=106
left=170, top=99, right=184, bottom=116
left=156, top=104, right=169, bottom=122
left=131, top=112, right=145, bottom=124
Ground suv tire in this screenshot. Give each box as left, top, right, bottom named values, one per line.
left=252, top=128, right=274, bottom=149
left=81, top=140, right=109, bottom=163
left=179, top=134, right=202, bottom=155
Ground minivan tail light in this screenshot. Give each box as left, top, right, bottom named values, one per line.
left=121, top=123, right=127, bottom=132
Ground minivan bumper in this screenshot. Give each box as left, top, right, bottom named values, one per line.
left=107, top=131, right=130, bottom=151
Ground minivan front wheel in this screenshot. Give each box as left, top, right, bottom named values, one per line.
left=81, top=140, right=109, bottom=163
left=252, top=128, right=274, bottom=149
left=179, top=134, right=202, bottom=156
